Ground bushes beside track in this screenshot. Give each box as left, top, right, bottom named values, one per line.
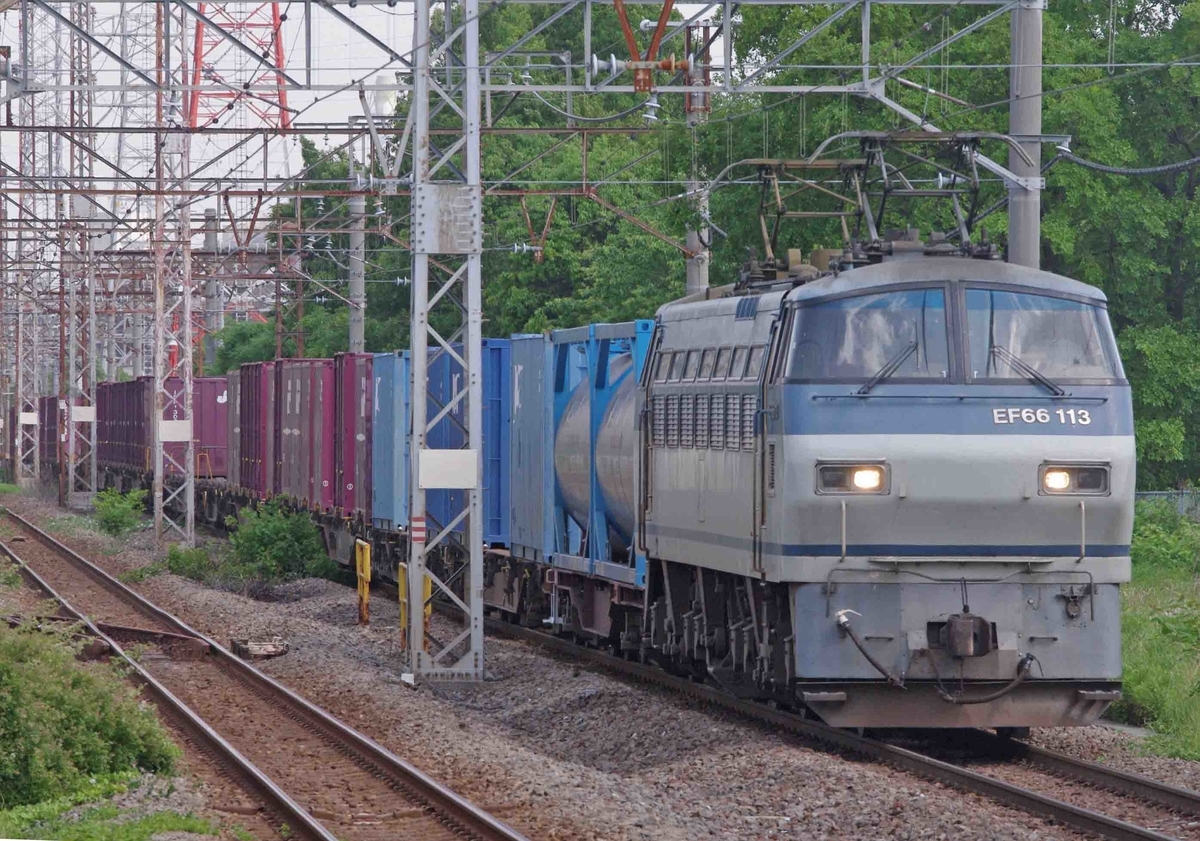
left=0, top=624, right=179, bottom=809
left=1115, top=500, right=1200, bottom=759
left=123, top=502, right=338, bottom=593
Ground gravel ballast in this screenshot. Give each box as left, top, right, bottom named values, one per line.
left=7, top=493, right=1199, bottom=840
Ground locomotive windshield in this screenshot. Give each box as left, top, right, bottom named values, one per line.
left=786, top=288, right=950, bottom=381
left=965, top=288, right=1122, bottom=382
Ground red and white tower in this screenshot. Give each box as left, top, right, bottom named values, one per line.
left=188, top=3, right=291, bottom=129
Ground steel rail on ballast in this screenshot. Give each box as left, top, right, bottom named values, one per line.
left=485, top=618, right=1199, bottom=841
left=0, top=508, right=529, bottom=841
left=0, top=535, right=338, bottom=841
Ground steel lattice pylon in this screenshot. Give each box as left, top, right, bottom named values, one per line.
left=405, top=0, right=486, bottom=681
left=187, top=2, right=290, bottom=129
left=153, top=3, right=195, bottom=544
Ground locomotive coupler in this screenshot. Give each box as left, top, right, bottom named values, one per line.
left=942, top=613, right=993, bottom=658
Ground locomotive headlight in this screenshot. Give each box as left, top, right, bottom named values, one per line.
left=817, top=462, right=890, bottom=495
left=852, top=467, right=883, bottom=491
left=1039, top=463, right=1110, bottom=495
left=1043, top=469, right=1071, bottom=491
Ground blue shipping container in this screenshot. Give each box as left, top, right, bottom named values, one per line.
left=370, top=342, right=511, bottom=546
left=372, top=351, right=411, bottom=530
left=508, top=334, right=553, bottom=562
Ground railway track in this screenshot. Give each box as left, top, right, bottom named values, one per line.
left=484, top=617, right=1200, bottom=841
left=0, top=509, right=528, bottom=841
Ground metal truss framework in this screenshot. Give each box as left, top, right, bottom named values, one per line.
left=0, top=0, right=1065, bottom=679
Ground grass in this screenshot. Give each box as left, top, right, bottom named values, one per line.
left=0, top=483, right=22, bottom=495
left=118, top=562, right=166, bottom=584
left=0, top=562, right=21, bottom=589
left=1111, top=500, right=1200, bottom=759
left=0, top=775, right=217, bottom=841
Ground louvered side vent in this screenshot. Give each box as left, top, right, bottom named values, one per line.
left=726, top=395, right=741, bottom=451
left=711, top=395, right=725, bottom=449
left=666, top=395, right=680, bottom=448
left=767, top=442, right=777, bottom=493
left=680, top=395, right=694, bottom=448
left=742, top=396, right=757, bottom=451
left=651, top=395, right=666, bottom=448
left=695, top=395, right=710, bottom=449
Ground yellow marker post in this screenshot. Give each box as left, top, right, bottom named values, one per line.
left=397, top=560, right=432, bottom=651
left=355, top=539, right=371, bottom=625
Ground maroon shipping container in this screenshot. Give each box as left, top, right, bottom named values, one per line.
left=334, top=353, right=372, bottom=516
left=273, top=359, right=336, bottom=510
left=239, top=361, right=275, bottom=497
left=227, top=371, right=242, bottom=489
left=193, top=377, right=229, bottom=479
left=38, top=395, right=59, bottom=467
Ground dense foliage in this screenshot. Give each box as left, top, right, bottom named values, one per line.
left=224, top=502, right=337, bottom=583
left=92, top=489, right=148, bottom=537
left=1117, top=500, right=1200, bottom=758
left=212, top=0, right=1200, bottom=487
left=0, top=626, right=179, bottom=808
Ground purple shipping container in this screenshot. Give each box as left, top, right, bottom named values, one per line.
left=239, top=361, right=276, bottom=497
left=193, top=377, right=229, bottom=479
left=334, top=353, right=372, bottom=517
left=227, top=371, right=242, bottom=488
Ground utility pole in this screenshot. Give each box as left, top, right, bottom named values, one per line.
left=203, top=209, right=221, bottom=372
left=348, top=192, right=366, bottom=353
left=1007, top=1, right=1043, bottom=269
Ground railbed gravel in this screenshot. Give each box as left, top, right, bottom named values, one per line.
left=8, top=494, right=1200, bottom=840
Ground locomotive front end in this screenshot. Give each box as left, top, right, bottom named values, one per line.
left=773, top=260, right=1133, bottom=728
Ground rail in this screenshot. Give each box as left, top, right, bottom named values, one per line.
left=485, top=618, right=1200, bottom=841
left=0, top=508, right=529, bottom=841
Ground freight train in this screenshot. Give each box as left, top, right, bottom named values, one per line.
left=33, top=252, right=1133, bottom=730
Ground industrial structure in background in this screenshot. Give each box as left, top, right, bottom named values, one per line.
left=0, top=0, right=1055, bottom=681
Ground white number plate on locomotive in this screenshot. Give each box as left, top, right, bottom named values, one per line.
left=992, top=408, right=1091, bottom=425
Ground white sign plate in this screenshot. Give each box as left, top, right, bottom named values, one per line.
left=418, top=449, right=479, bottom=489
left=159, top=419, right=193, bottom=443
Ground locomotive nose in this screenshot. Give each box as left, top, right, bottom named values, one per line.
left=796, top=434, right=1134, bottom=559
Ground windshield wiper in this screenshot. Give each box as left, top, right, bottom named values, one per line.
left=857, top=340, right=918, bottom=395
left=990, top=345, right=1065, bottom=396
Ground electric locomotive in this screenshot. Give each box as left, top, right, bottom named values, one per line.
left=510, top=249, right=1132, bottom=730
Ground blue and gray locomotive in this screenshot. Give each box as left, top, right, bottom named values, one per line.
left=491, top=253, right=1132, bottom=729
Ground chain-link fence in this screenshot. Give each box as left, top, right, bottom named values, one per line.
left=1136, top=491, right=1200, bottom=521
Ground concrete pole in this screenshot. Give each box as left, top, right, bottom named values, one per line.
left=203, top=208, right=222, bottom=370
left=684, top=71, right=710, bottom=295
left=131, top=311, right=144, bottom=378
left=348, top=193, right=366, bottom=353
left=1007, top=3, right=1042, bottom=269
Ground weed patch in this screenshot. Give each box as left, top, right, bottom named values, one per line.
left=0, top=625, right=179, bottom=809
left=0, top=560, right=20, bottom=589
left=117, top=562, right=166, bottom=584
left=1113, top=500, right=1200, bottom=759
left=0, top=787, right=216, bottom=841
left=93, top=489, right=148, bottom=537
left=0, top=483, right=21, bottom=495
